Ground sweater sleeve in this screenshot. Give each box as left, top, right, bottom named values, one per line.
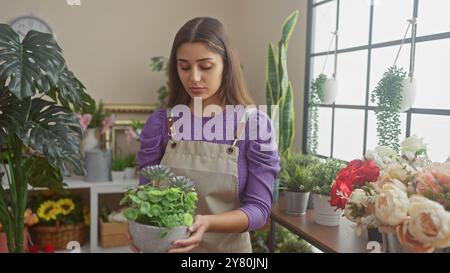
left=137, top=109, right=167, bottom=185
left=238, top=110, right=280, bottom=231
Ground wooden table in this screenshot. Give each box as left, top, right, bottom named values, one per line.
left=268, top=195, right=370, bottom=253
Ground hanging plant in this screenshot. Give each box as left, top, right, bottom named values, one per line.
left=370, top=65, right=407, bottom=152
left=307, top=74, right=326, bottom=154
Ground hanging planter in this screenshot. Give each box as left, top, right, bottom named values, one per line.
left=399, top=77, right=416, bottom=112
left=322, top=77, right=339, bottom=104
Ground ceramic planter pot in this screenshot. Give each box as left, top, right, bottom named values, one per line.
left=320, top=78, right=338, bottom=104
left=128, top=221, right=190, bottom=253
left=111, top=171, right=125, bottom=182
left=312, top=193, right=342, bottom=226
left=399, top=78, right=416, bottom=112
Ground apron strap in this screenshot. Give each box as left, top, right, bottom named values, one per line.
left=227, top=107, right=256, bottom=154
left=166, top=108, right=176, bottom=148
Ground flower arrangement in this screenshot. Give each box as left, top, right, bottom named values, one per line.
left=0, top=209, right=38, bottom=232
left=75, top=100, right=115, bottom=134
left=330, top=135, right=450, bottom=252
left=125, top=120, right=144, bottom=143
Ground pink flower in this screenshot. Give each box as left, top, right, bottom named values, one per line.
left=75, top=113, right=92, bottom=132
left=101, top=115, right=115, bottom=135
left=125, top=127, right=139, bottom=143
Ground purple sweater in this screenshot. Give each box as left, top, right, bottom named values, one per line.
left=137, top=108, right=280, bottom=231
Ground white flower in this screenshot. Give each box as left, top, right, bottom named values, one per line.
left=374, top=183, right=409, bottom=226
left=401, top=135, right=427, bottom=161
left=349, top=189, right=367, bottom=205
left=406, top=195, right=450, bottom=248
left=366, top=146, right=397, bottom=169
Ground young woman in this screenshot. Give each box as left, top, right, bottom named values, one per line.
left=136, top=17, right=280, bottom=253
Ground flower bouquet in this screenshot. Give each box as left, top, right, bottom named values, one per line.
left=330, top=135, right=450, bottom=252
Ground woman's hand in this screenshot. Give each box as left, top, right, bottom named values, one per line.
left=168, top=215, right=210, bottom=253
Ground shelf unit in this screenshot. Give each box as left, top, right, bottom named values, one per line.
left=5, top=178, right=138, bottom=253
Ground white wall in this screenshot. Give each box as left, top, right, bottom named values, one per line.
left=0, top=0, right=308, bottom=152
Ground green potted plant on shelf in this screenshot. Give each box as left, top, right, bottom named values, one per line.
left=280, top=153, right=319, bottom=214
left=111, top=156, right=126, bottom=182
left=310, top=158, right=346, bottom=226
left=123, top=154, right=137, bottom=180
left=265, top=10, right=299, bottom=202
left=121, top=165, right=198, bottom=253
left=0, top=24, right=93, bottom=252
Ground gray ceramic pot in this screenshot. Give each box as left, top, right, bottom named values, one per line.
left=128, top=221, right=190, bottom=253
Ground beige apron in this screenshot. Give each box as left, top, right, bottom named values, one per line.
left=160, top=108, right=253, bottom=253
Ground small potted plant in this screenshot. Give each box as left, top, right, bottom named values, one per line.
left=280, top=153, right=317, bottom=215
left=111, top=157, right=126, bottom=182
left=121, top=165, right=198, bottom=253
left=123, top=154, right=137, bottom=180
left=310, top=158, right=346, bottom=226
left=312, top=73, right=338, bottom=105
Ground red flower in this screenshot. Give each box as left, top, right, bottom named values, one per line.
left=359, top=160, right=380, bottom=182
left=29, top=245, right=40, bottom=253
left=330, top=179, right=352, bottom=210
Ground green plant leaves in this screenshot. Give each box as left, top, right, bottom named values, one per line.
left=17, top=98, right=84, bottom=175
left=24, top=156, right=67, bottom=195
left=0, top=89, right=30, bottom=146
left=0, top=25, right=65, bottom=99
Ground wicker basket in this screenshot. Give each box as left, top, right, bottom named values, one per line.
left=30, top=223, right=87, bottom=250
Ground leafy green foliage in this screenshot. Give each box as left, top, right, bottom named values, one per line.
left=265, top=10, right=298, bottom=154
left=307, top=74, right=327, bottom=154
left=310, top=159, right=346, bottom=195
left=112, top=157, right=126, bottom=172
left=140, top=165, right=175, bottom=188
left=121, top=185, right=197, bottom=228
left=370, top=66, right=407, bottom=152
left=123, top=154, right=136, bottom=168
left=280, top=153, right=319, bottom=192
left=149, top=56, right=169, bottom=108
left=251, top=226, right=313, bottom=253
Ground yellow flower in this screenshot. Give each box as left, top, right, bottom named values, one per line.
left=55, top=198, right=75, bottom=215
left=83, top=206, right=90, bottom=225
left=37, top=200, right=60, bottom=222
left=24, top=208, right=39, bottom=226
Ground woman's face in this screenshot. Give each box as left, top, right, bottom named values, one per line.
left=176, top=42, right=224, bottom=104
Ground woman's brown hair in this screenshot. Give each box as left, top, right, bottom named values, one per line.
left=167, top=17, right=254, bottom=107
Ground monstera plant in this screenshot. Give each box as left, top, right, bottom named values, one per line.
left=0, top=24, right=94, bottom=252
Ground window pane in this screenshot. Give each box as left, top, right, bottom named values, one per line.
left=339, top=0, right=370, bottom=49
left=313, top=1, right=337, bottom=54
left=414, top=39, right=450, bottom=109
left=335, top=50, right=368, bottom=105
left=411, top=114, right=450, bottom=162
left=369, top=45, right=410, bottom=106
left=333, top=109, right=364, bottom=161
left=311, top=54, right=335, bottom=80
left=418, top=0, right=450, bottom=36
left=372, top=0, right=414, bottom=44
left=317, top=107, right=332, bottom=157
left=366, top=111, right=407, bottom=151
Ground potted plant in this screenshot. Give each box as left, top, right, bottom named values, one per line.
left=280, top=162, right=313, bottom=216
left=0, top=24, right=93, bottom=252
left=123, top=154, right=137, bottom=180
left=111, top=157, right=126, bottom=182
left=265, top=10, right=299, bottom=202
left=310, top=159, right=346, bottom=226
left=121, top=165, right=198, bottom=253
left=371, top=65, right=408, bottom=152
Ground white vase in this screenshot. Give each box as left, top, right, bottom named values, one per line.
left=111, top=171, right=125, bottom=182
left=399, top=78, right=416, bottom=112
left=312, top=193, right=342, bottom=226
left=124, top=167, right=136, bottom=180
left=321, top=78, right=338, bottom=104
left=83, top=128, right=100, bottom=152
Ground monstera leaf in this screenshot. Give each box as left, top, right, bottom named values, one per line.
left=0, top=88, right=30, bottom=146
left=0, top=24, right=65, bottom=99
left=17, top=98, right=84, bottom=175
left=47, top=66, right=95, bottom=113
left=24, top=156, right=68, bottom=195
